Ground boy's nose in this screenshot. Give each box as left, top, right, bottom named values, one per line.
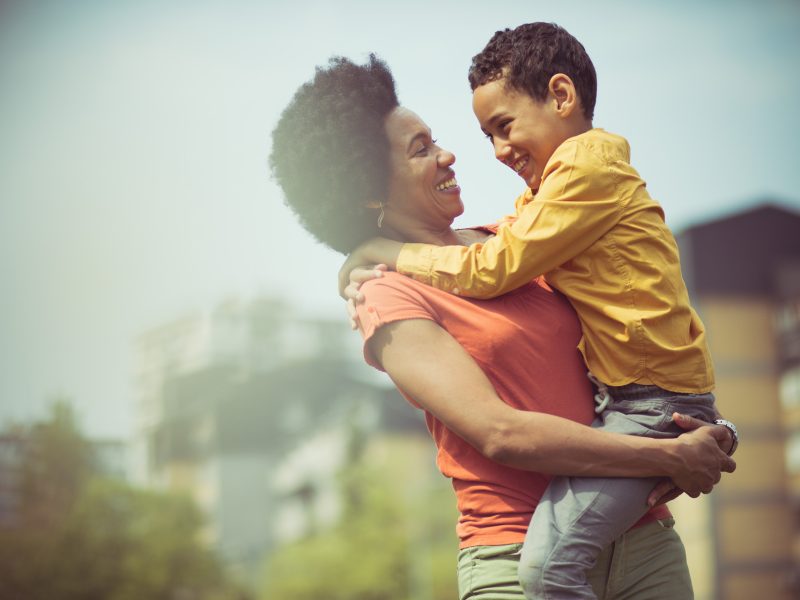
left=493, top=140, right=510, bottom=162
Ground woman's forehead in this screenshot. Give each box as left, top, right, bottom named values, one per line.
left=385, top=106, right=431, bottom=148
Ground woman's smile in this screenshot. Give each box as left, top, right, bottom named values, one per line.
left=436, top=175, right=460, bottom=193
left=383, top=107, right=464, bottom=232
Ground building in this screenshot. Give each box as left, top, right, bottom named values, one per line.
left=673, top=202, right=800, bottom=600
left=132, top=296, right=417, bottom=581
left=272, top=385, right=430, bottom=545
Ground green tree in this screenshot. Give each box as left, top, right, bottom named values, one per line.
left=261, top=440, right=458, bottom=600
left=0, top=400, right=94, bottom=597
left=0, top=399, right=247, bottom=600
left=54, top=478, right=239, bottom=600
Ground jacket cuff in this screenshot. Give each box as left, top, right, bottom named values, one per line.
left=396, top=243, right=434, bottom=283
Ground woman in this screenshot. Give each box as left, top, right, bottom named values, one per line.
left=270, top=55, right=734, bottom=599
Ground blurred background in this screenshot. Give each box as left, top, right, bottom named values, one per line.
left=1, top=0, right=799, bottom=598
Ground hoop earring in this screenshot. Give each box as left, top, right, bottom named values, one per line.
left=377, top=203, right=385, bottom=228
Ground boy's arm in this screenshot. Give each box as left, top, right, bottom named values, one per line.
left=337, top=228, right=496, bottom=299
left=396, top=141, right=626, bottom=298
left=337, top=140, right=626, bottom=298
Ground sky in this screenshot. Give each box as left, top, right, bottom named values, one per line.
left=1, top=0, right=799, bottom=439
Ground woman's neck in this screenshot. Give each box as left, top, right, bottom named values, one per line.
left=382, top=223, right=464, bottom=247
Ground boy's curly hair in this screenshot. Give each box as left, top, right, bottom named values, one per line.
left=270, top=54, right=399, bottom=254
left=468, top=22, right=597, bottom=120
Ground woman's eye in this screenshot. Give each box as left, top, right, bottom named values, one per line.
left=414, top=138, right=437, bottom=157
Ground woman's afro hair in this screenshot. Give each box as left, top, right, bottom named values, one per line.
left=270, top=54, right=399, bottom=254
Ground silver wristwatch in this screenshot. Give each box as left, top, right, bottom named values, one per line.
left=714, top=419, right=739, bottom=455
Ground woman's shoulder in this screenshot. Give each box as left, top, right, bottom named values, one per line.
left=361, top=272, right=560, bottom=305
left=359, top=271, right=434, bottom=311
left=355, top=273, right=438, bottom=345
left=360, top=271, right=435, bottom=297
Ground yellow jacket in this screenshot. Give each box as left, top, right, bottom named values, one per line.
left=397, top=129, right=714, bottom=392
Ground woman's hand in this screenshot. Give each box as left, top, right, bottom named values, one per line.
left=675, top=411, right=736, bottom=454
left=647, top=479, right=683, bottom=507
left=647, top=411, right=737, bottom=506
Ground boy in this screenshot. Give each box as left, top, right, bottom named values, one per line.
left=340, top=23, right=738, bottom=599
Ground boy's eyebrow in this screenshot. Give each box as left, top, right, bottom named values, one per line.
left=483, top=110, right=506, bottom=129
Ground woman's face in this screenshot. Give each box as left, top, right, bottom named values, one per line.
left=381, top=107, right=464, bottom=235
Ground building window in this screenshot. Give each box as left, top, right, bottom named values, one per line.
left=775, top=299, right=800, bottom=335
left=787, top=431, right=800, bottom=476
left=780, top=366, right=800, bottom=410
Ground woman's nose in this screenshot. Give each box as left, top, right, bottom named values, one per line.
left=437, top=148, right=456, bottom=167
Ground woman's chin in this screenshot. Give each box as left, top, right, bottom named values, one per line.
left=444, top=195, right=465, bottom=220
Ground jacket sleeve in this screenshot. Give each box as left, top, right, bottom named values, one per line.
left=396, top=139, right=627, bottom=298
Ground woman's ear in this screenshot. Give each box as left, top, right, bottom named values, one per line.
left=548, top=73, right=578, bottom=117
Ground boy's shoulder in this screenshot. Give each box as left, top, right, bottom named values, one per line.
left=561, top=128, right=631, bottom=166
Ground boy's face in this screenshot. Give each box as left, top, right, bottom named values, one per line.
left=472, top=78, right=573, bottom=192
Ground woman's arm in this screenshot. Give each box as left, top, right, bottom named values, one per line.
left=368, top=318, right=735, bottom=497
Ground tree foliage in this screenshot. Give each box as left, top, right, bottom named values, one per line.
left=261, top=444, right=459, bottom=600
left=0, top=400, right=246, bottom=600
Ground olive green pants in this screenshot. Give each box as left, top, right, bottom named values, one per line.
left=457, top=518, right=693, bottom=600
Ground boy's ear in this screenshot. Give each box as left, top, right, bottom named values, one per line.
left=548, top=73, right=578, bottom=117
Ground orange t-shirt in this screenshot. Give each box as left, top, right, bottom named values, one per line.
left=357, top=272, right=669, bottom=548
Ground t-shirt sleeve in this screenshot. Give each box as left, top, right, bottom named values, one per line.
left=355, top=273, right=437, bottom=371
left=395, top=138, right=627, bottom=299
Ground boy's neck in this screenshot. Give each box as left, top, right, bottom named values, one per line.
left=568, top=119, right=593, bottom=140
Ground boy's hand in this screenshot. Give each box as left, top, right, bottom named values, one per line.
left=337, top=237, right=403, bottom=297
left=343, top=265, right=387, bottom=330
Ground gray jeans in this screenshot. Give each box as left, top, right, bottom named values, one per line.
left=518, top=381, right=716, bottom=600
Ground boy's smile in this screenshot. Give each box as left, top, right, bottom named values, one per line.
left=472, top=77, right=588, bottom=192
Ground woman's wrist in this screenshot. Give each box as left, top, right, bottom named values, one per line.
left=635, top=436, right=682, bottom=478
left=713, top=419, right=739, bottom=455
